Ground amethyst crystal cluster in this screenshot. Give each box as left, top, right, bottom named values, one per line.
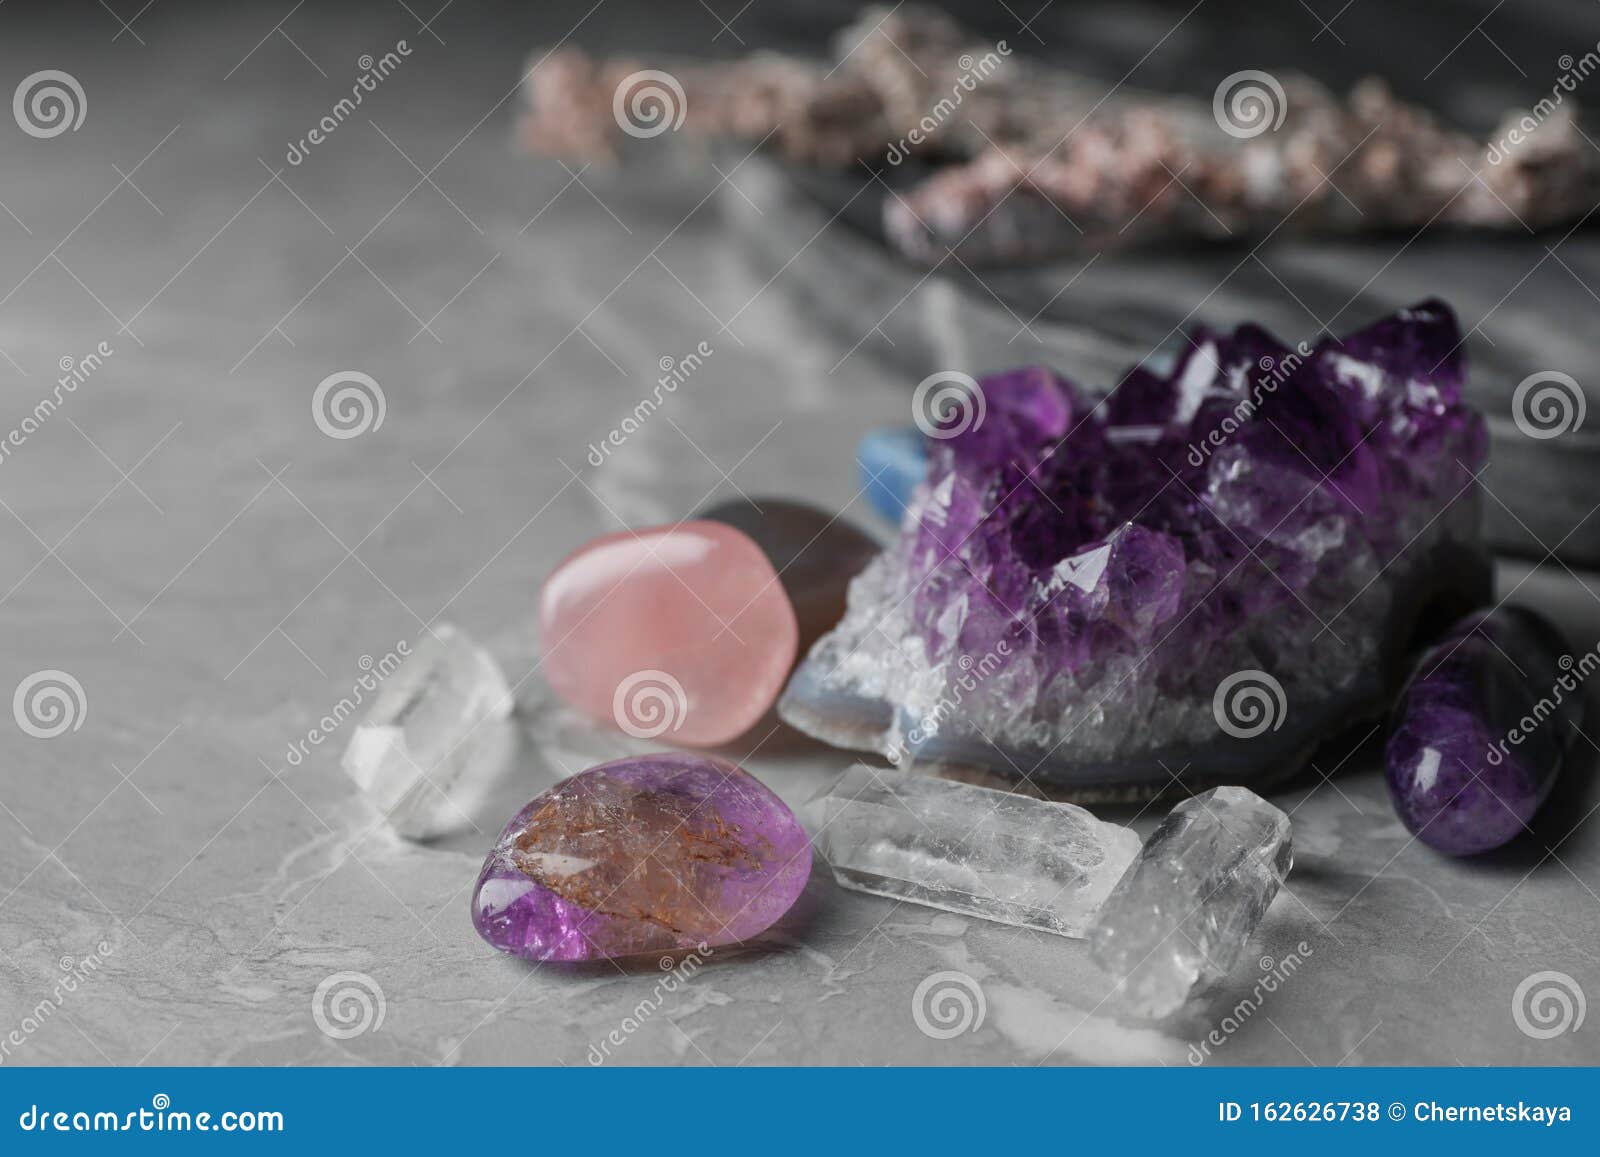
left=781, top=301, right=1491, bottom=796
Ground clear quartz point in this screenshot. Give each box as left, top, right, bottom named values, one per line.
left=1089, top=786, right=1293, bottom=1019
left=341, top=623, right=514, bottom=839
left=806, top=764, right=1141, bottom=937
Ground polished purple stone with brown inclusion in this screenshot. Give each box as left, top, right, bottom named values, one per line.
left=471, top=754, right=812, bottom=961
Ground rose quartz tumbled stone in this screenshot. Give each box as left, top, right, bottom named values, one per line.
left=539, top=521, right=799, bottom=746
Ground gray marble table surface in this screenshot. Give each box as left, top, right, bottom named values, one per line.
left=0, top=0, right=1596, bottom=1067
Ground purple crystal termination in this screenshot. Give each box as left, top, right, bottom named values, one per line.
left=472, top=754, right=811, bottom=961
left=1386, top=606, right=1580, bottom=855
left=780, top=301, right=1491, bottom=797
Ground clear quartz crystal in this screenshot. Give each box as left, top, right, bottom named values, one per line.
left=806, top=764, right=1141, bottom=937
left=341, top=624, right=514, bottom=839
left=1089, top=786, right=1293, bottom=1019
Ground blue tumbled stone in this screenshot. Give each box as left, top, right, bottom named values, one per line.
left=857, top=426, right=927, bottom=525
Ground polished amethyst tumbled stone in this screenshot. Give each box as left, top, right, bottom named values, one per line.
left=471, top=754, right=811, bottom=961
left=780, top=300, right=1491, bottom=797
left=1385, top=606, right=1581, bottom=855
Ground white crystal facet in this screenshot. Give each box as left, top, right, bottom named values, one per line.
left=807, top=764, right=1141, bottom=937
left=340, top=623, right=514, bottom=839
left=1089, top=786, right=1293, bottom=1019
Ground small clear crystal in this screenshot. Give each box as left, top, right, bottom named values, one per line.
left=806, top=764, right=1141, bottom=937
left=341, top=624, right=514, bottom=839
left=1089, top=786, right=1293, bottom=1019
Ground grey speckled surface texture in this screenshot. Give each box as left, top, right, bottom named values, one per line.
left=0, top=1, right=1597, bottom=1066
